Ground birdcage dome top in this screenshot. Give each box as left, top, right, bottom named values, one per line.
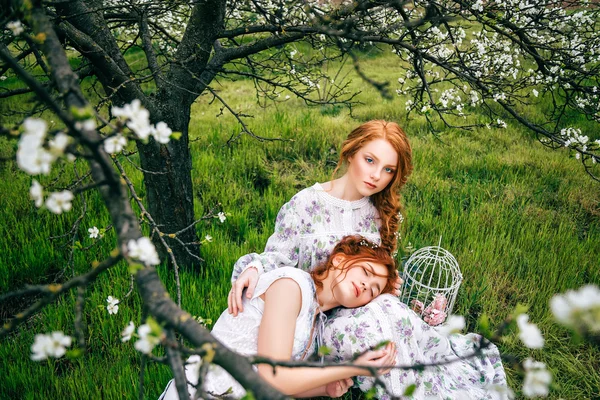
left=404, top=246, right=463, bottom=291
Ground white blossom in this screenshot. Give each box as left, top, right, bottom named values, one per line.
left=205, top=235, right=213, bottom=242
left=497, top=119, right=507, bottom=129
left=522, top=358, right=552, bottom=398
left=48, top=133, right=71, bottom=158
left=75, top=119, right=96, bottom=132
left=31, top=331, right=72, bottom=361
left=45, top=191, right=74, bottom=214
left=472, top=0, right=484, bottom=12
left=104, top=134, right=128, bottom=154
left=550, top=284, right=600, bottom=334
left=134, top=324, right=161, bottom=354
left=152, top=122, right=172, bottom=144
left=436, top=315, right=465, bottom=336
left=7, top=20, right=24, bottom=35
left=517, top=314, right=544, bottom=349
left=532, top=89, right=539, bottom=97
left=127, top=237, right=160, bottom=266
left=29, top=180, right=44, bottom=208
left=112, top=99, right=152, bottom=140
left=0, top=76, right=6, bottom=81
left=121, top=321, right=135, bottom=342
left=17, top=118, right=51, bottom=175
left=127, top=113, right=152, bottom=141
left=218, top=212, right=227, bottom=223
left=88, top=226, right=100, bottom=239
left=106, top=296, right=119, bottom=315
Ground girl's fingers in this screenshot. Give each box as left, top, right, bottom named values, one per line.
left=368, top=348, right=387, bottom=361
left=227, top=290, right=236, bottom=314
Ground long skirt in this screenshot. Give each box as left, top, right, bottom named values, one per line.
left=323, top=294, right=509, bottom=400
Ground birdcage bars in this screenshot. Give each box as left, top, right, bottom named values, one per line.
left=399, top=246, right=463, bottom=325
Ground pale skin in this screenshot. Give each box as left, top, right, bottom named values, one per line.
left=228, top=137, right=403, bottom=316
left=255, top=256, right=397, bottom=397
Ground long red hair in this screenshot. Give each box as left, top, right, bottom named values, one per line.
left=332, top=120, right=413, bottom=252
left=310, top=235, right=397, bottom=297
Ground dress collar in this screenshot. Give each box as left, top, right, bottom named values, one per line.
left=313, top=182, right=370, bottom=209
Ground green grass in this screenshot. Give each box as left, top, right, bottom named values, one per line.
left=1, top=51, right=600, bottom=399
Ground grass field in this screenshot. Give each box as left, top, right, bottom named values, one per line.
left=1, top=49, right=599, bottom=399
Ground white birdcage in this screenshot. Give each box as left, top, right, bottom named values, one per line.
left=399, top=245, right=463, bottom=326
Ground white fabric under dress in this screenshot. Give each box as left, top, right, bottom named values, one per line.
left=325, top=295, right=509, bottom=400
left=159, top=267, right=321, bottom=399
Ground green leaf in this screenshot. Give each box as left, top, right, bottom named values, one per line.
left=146, top=316, right=163, bottom=337
left=513, top=303, right=529, bottom=317
left=128, top=263, right=144, bottom=275
left=478, top=313, right=493, bottom=338
left=318, top=345, right=332, bottom=356
left=403, top=384, right=417, bottom=396
left=170, top=132, right=182, bottom=140
left=240, top=390, right=255, bottom=400
left=65, top=348, right=84, bottom=359
left=70, top=105, right=94, bottom=120
left=364, top=387, right=377, bottom=399
left=373, top=340, right=391, bottom=350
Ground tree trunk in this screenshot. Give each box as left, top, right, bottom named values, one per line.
left=138, top=106, right=200, bottom=269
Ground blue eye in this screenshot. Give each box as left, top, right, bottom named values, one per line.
left=366, top=157, right=374, bottom=163
left=385, top=168, right=395, bottom=174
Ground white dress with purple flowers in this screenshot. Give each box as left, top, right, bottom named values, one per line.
left=231, top=183, right=382, bottom=280
left=230, top=183, right=508, bottom=399
left=325, top=295, right=509, bottom=399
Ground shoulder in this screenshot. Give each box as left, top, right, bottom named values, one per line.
left=264, top=267, right=312, bottom=285
left=289, top=184, right=319, bottom=203
left=266, top=276, right=302, bottom=295
left=263, top=275, right=303, bottom=314
left=278, top=185, right=319, bottom=214
left=261, top=268, right=312, bottom=297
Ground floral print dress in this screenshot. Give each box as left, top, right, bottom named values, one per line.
left=326, top=295, right=508, bottom=399
left=231, top=183, right=508, bottom=399
left=231, top=183, right=381, bottom=279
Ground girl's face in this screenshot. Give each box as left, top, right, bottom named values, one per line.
left=347, top=138, right=398, bottom=198
left=332, top=258, right=390, bottom=308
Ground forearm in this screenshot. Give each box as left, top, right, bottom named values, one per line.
left=258, top=365, right=364, bottom=395
left=293, top=385, right=328, bottom=398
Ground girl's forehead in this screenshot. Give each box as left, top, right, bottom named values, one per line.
left=358, top=139, right=398, bottom=164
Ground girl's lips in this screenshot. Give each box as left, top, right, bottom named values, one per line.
left=365, top=181, right=376, bottom=189
left=352, top=282, right=360, bottom=297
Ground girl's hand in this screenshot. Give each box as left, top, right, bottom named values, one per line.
left=325, top=378, right=353, bottom=398
left=228, top=267, right=259, bottom=316
left=393, top=274, right=404, bottom=296
left=355, top=342, right=397, bottom=376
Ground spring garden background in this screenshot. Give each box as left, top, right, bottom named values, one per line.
left=1, top=0, right=600, bottom=399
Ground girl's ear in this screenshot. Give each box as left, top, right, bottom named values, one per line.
left=332, top=254, right=345, bottom=267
